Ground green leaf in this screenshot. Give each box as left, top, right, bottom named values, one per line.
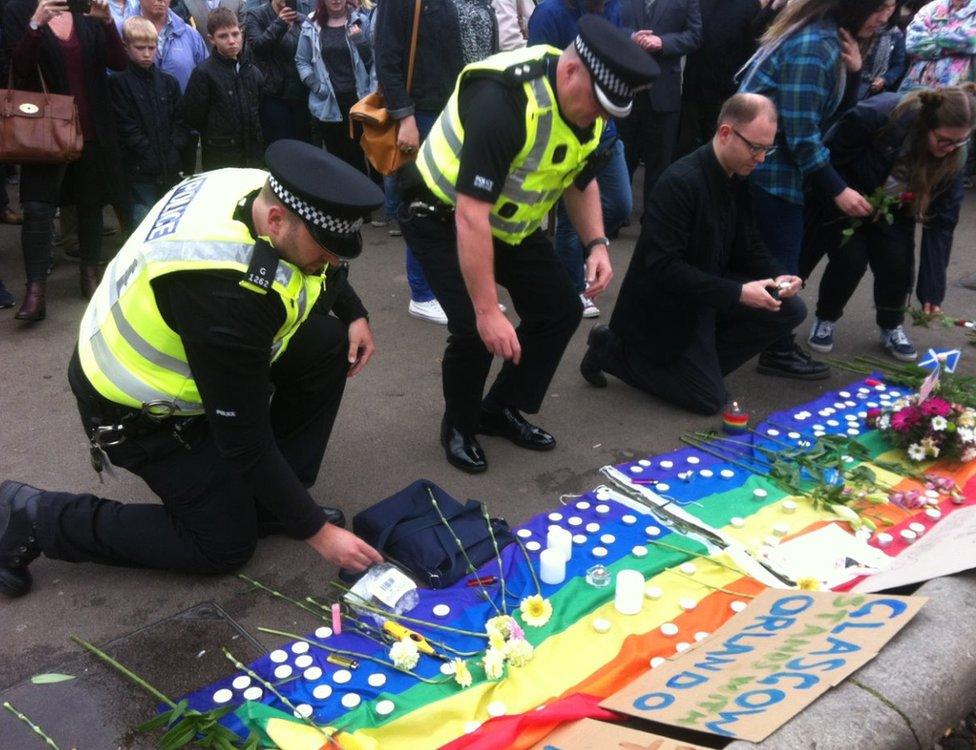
left=160, top=717, right=198, bottom=750
left=136, top=711, right=174, bottom=733
left=30, top=673, right=75, bottom=685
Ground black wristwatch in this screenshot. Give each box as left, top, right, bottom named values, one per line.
left=584, top=236, right=610, bottom=253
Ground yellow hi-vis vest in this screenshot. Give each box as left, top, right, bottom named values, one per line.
left=416, top=46, right=604, bottom=245
left=77, top=168, right=325, bottom=414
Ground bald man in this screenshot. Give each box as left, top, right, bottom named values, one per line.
left=581, top=93, right=812, bottom=415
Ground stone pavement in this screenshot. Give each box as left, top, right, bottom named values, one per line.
left=1, top=188, right=975, bottom=748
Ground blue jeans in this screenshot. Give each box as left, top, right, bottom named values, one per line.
left=402, top=110, right=439, bottom=303
left=383, top=174, right=398, bottom=220
left=554, top=139, right=631, bottom=293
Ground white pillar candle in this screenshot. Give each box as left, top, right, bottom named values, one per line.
left=539, top=548, right=566, bottom=585
left=546, top=526, right=572, bottom=561
left=614, top=569, right=645, bottom=615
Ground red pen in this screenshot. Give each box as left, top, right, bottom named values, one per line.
left=467, top=576, right=497, bottom=587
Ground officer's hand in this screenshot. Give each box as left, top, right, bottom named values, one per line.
left=346, top=317, right=375, bottom=378
left=477, top=308, right=521, bottom=364
left=584, top=244, right=612, bottom=298
left=774, top=274, right=802, bottom=298
left=740, top=279, right=781, bottom=311
left=307, top=523, right=383, bottom=572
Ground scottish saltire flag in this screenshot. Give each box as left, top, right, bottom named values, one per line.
left=919, top=348, right=961, bottom=374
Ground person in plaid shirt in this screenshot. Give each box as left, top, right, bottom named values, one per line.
left=737, top=0, right=895, bottom=380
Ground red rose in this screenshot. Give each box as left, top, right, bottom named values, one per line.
left=867, top=407, right=883, bottom=422
left=899, top=191, right=915, bottom=203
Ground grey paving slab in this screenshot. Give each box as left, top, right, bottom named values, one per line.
left=0, top=602, right=263, bottom=749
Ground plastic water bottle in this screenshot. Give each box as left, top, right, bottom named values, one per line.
left=345, top=563, right=420, bottom=624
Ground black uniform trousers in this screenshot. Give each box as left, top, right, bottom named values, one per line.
left=400, top=213, right=583, bottom=435
left=34, top=313, right=350, bottom=575
left=602, top=295, right=807, bottom=415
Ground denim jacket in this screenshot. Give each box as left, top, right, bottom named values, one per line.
left=295, top=10, right=374, bottom=122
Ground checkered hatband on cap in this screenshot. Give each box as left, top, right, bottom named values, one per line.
left=574, top=35, right=632, bottom=100
left=269, top=175, right=364, bottom=236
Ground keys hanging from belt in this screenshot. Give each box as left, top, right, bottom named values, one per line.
left=88, top=423, right=124, bottom=482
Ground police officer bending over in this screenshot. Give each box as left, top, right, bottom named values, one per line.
left=399, top=16, right=659, bottom=474
left=0, top=141, right=385, bottom=598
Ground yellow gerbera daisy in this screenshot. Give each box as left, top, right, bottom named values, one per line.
left=519, top=595, right=553, bottom=628
left=796, top=577, right=820, bottom=591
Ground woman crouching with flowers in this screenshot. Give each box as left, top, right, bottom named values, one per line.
left=800, top=85, right=976, bottom=361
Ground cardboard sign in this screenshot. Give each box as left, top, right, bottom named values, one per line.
left=854, top=504, right=976, bottom=592
left=601, top=589, right=925, bottom=742
left=532, top=718, right=708, bottom=750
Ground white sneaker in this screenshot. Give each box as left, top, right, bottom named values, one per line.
left=580, top=294, right=600, bottom=318
left=408, top=298, right=448, bottom=325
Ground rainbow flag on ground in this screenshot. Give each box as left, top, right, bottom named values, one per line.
left=180, top=378, right=975, bottom=748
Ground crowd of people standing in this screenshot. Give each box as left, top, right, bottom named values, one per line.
left=0, top=0, right=972, bottom=373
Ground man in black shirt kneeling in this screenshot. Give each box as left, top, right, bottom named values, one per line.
left=581, top=93, right=809, bottom=415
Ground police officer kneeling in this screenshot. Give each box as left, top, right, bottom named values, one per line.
left=399, top=16, right=659, bottom=474
left=0, top=142, right=385, bottom=598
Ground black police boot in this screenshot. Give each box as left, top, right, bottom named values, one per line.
left=757, top=343, right=830, bottom=380
left=0, top=480, right=45, bottom=598
left=478, top=406, right=556, bottom=451
left=580, top=324, right=610, bottom=388
left=440, top=418, right=488, bottom=474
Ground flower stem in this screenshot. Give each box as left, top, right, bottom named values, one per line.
left=314, top=590, right=489, bottom=639
left=669, top=569, right=757, bottom=598
left=644, top=538, right=747, bottom=578
left=512, top=535, right=543, bottom=597
left=238, top=573, right=330, bottom=621
left=426, top=488, right=501, bottom=616
left=480, top=503, right=508, bottom=614
left=3, top=702, right=61, bottom=750
left=69, top=635, right=176, bottom=708
left=257, top=627, right=451, bottom=685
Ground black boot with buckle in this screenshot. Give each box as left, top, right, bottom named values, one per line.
left=0, top=480, right=45, bottom=598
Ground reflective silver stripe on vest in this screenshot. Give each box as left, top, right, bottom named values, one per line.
left=142, top=240, right=297, bottom=290
left=89, top=328, right=203, bottom=412
left=421, top=138, right=458, bottom=204
left=106, top=259, right=192, bottom=378
left=438, top=108, right=464, bottom=155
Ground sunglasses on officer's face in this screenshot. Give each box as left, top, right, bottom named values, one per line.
left=732, top=128, right=778, bottom=157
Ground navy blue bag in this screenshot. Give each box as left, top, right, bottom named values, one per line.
left=352, top=479, right=514, bottom=589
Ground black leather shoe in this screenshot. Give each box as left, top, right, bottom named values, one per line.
left=257, top=506, right=346, bottom=538
left=478, top=407, right=556, bottom=451
left=0, top=480, right=44, bottom=598
left=580, top=325, right=610, bottom=387
left=440, top=419, right=488, bottom=474
left=757, top=345, right=830, bottom=381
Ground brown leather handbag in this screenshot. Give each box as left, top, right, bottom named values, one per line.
left=0, top=68, right=83, bottom=164
left=349, top=0, right=422, bottom=175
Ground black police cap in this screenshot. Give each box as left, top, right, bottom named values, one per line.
left=575, top=15, right=661, bottom=119
left=265, top=140, right=385, bottom=260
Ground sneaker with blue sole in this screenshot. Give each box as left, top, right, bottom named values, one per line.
left=0, top=280, right=15, bottom=310
left=880, top=325, right=917, bottom=362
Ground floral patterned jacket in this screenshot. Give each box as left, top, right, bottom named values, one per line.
left=900, top=0, right=976, bottom=90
